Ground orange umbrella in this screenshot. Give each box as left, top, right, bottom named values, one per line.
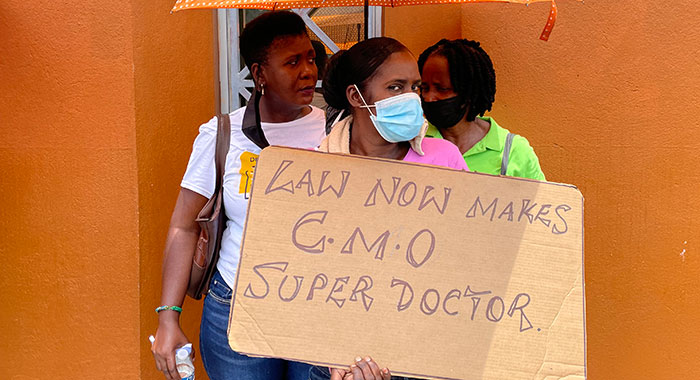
left=172, top=0, right=563, bottom=40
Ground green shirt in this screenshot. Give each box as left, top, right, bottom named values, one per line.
left=425, top=117, right=546, bottom=181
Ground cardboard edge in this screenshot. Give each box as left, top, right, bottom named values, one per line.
left=233, top=349, right=462, bottom=380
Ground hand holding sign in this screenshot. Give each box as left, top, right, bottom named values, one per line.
left=328, top=357, right=392, bottom=380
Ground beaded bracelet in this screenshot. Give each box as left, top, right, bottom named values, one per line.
left=155, top=305, right=183, bottom=314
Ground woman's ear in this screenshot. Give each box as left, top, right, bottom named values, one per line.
left=251, top=63, right=265, bottom=90
left=346, top=84, right=364, bottom=108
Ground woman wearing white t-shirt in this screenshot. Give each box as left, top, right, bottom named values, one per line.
left=151, top=11, right=326, bottom=380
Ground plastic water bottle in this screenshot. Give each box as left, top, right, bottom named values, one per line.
left=175, top=343, right=195, bottom=380
left=148, top=335, right=195, bottom=380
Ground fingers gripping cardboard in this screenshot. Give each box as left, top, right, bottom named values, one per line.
left=228, top=147, right=585, bottom=380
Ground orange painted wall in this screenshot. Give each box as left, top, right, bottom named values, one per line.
left=4, top=0, right=698, bottom=378
left=0, top=0, right=216, bottom=378
left=386, top=0, right=700, bottom=378
left=0, top=0, right=140, bottom=378
left=133, top=2, right=216, bottom=379
left=384, top=5, right=462, bottom=56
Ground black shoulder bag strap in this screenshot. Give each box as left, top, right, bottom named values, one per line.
left=241, top=89, right=270, bottom=149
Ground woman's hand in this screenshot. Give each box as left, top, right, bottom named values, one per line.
left=330, top=367, right=352, bottom=380
left=330, top=357, right=392, bottom=380
left=151, top=313, right=191, bottom=380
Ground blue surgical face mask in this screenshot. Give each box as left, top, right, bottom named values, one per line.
left=354, top=84, right=425, bottom=143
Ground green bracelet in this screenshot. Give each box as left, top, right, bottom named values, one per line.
left=155, top=305, right=183, bottom=313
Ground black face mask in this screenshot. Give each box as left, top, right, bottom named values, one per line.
left=421, top=96, right=468, bottom=129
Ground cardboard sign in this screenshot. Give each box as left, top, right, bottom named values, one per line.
left=228, top=147, right=586, bottom=380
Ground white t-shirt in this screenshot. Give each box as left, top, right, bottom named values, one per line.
left=181, top=105, right=326, bottom=288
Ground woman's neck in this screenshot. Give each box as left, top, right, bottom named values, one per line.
left=258, top=96, right=310, bottom=123
left=440, top=117, right=491, bottom=154
left=349, top=112, right=409, bottom=160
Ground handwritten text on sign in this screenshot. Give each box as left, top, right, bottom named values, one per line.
left=229, top=147, right=585, bottom=380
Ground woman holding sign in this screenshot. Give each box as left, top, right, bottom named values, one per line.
left=419, top=39, right=546, bottom=180
left=318, top=37, right=467, bottom=171
left=311, top=36, right=463, bottom=380
left=151, top=11, right=325, bottom=380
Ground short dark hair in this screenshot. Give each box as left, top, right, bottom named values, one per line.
left=323, top=37, right=409, bottom=111
left=311, top=40, right=328, bottom=79
left=418, top=39, right=496, bottom=122
left=240, top=11, right=309, bottom=69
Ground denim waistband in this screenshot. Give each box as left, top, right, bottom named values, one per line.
left=208, top=271, right=233, bottom=301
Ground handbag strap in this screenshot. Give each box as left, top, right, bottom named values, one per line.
left=500, top=132, right=515, bottom=176
left=241, top=89, right=270, bottom=149
left=214, top=113, right=231, bottom=190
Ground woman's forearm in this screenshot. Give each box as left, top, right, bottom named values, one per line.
left=158, top=188, right=209, bottom=322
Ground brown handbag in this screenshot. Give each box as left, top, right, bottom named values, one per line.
left=186, top=114, right=231, bottom=300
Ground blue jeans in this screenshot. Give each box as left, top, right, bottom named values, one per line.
left=200, top=271, right=312, bottom=380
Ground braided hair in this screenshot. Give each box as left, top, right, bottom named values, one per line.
left=417, top=39, right=496, bottom=122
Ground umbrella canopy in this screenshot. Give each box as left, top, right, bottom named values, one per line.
left=172, top=0, right=552, bottom=9
left=171, top=0, right=560, bottom=40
